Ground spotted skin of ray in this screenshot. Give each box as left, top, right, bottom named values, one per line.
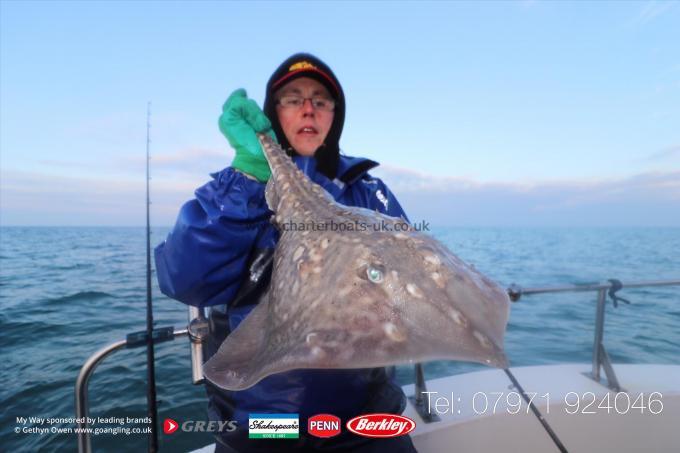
left=202, top=134, right=511, bottom=391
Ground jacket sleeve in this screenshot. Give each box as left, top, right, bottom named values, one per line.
left=154, top=167, right=273, bottom=307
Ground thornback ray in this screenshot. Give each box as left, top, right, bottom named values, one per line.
left=203, top=134, right=511, bottom=391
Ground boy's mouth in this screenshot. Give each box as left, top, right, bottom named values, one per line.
left=298, top=126, right=318, bottom=135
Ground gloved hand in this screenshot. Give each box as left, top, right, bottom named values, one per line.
left=218, top=88, right=278, bottom=182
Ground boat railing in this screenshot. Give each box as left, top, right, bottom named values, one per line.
left=410, top=278, right=680, bottom=422
left=74, top=307, right=208, bottom=453
left=74, top=278, right=680, bottom=450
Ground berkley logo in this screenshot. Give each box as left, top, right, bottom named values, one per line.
left=307, top=414, right=341, bottom=438
left=346, top=413, right=415, bottom=438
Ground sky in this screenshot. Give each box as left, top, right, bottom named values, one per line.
left=1, top=0, right=679, bottom=227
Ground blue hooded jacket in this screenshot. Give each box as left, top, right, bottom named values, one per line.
left=154, top=153, right=410, bottom=441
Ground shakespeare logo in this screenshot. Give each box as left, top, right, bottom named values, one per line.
left=248, top=414, right=299, bottom=439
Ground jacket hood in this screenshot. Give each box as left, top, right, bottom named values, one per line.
left=263, top=53, right=345, bottom=180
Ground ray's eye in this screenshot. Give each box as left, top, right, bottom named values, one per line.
left=366, top=265, right=384, bottom=283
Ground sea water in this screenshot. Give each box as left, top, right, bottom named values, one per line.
left=1, top=226, right=678, bottom=452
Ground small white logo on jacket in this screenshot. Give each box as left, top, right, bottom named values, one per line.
left=375, top=190, right=389, bottom=211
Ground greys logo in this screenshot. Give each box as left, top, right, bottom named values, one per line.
left=167, top=419, right=238, bottom=433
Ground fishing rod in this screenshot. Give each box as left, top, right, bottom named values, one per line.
left=145, top=102, right=159, bottom=452
left=504, top=368, right=568, bottom=453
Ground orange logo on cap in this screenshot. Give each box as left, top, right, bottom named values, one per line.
left=289, top=61, right=317, bottom=72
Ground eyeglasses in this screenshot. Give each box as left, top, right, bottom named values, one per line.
left=277, top=95, right=335, bottom=112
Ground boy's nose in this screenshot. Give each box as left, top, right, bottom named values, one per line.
left=301, top=98, right=316, bottom=114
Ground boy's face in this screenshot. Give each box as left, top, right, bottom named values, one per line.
left=275, top=77, right=335, bottom=157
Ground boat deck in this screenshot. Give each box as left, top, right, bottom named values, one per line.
left=190, top=363, right=680, bottom=452
left=403, top=363, right=680, bottom=453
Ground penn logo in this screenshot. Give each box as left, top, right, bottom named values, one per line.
left=307, top=414, right=341, bottom=438
left=163, top=418, right=178, bottom=434
left=346, top=413, right=415, bottom=438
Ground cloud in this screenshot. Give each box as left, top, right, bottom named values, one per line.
left=645, top=145, right=680, bottom=162
left=518, top=0, right=540, bottom=8
left=30, top=145, right=231, bottom=181
left=2, top=165, right=680, bottom=227
left=631, top=1, right=676, bottom=26
left=36, top=159, right=103, bottom=171
left=372, top=166, right=680, bottom=227
left=0, top=143, right=235, bottom=225
left=29, top=142, right=228, bottom=180
left=0, top=169, right=203, bottom=226
left=63, top=110, right=193, bottom=147
left=152, top=147, right=232, bottom=174
left=115, top=146, right=232, bottom=177
left=63, top=112, right=148, bottom=148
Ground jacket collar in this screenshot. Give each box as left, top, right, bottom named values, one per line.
left=292, top=154, right=379, bottom=199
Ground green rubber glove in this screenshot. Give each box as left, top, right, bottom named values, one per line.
left=218, top=88, right=277, bottom=182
